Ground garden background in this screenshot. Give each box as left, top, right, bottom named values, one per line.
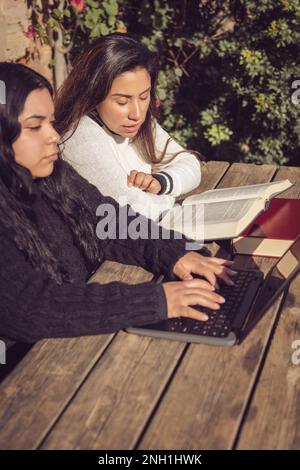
left=0, top=0, right=299, bottom=166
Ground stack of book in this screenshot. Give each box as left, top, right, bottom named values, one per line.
left=232, top=198, right=300, bottom=257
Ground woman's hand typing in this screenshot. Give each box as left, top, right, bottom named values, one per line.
left=173, top=252, right=237, bottom=289
left=162, top=278, right=226, bottom=321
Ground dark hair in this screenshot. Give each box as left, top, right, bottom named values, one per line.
left=0, top=62, right=101, bottom=284
left=55, top=33, right=172, bottom=164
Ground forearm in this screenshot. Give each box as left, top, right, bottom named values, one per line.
left=1, top=270, right=167, bottom=344
left=97, top=195, right=190, bottom=276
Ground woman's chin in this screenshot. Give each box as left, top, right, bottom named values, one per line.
left=32, top=162, right=55, bottom=179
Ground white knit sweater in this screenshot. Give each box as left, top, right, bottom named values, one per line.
left=62, top=116, right=201, bottom=221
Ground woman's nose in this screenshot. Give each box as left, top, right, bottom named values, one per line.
left=49, top=128, right=61, bottom=144
left=128, top=101, right=141, bottom=121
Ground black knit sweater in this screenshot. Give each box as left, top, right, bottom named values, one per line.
left=0, top=162, right=196, bottom=344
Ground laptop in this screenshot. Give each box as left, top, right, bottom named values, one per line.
left=126, top=236, right=300, bottom=346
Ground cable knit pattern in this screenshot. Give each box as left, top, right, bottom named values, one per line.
left=0, top=162, right=197, bottom=344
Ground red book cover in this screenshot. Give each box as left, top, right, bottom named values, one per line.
left=232, top=198, right=300, bottom=257
left=242, top=198, right=300, bottom=239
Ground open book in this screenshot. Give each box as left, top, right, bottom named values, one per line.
left=159, top=179, right=293, bottom=241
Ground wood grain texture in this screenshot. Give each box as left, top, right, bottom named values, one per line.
left=0, top=263, right=151, bottom=450
left=236, top=165, right=300, bottom=449
left=37, top=161, right=230, bottom=449
left=1, top=162, right=298, bottom=450
left=138, top=163, right=281, bottom=450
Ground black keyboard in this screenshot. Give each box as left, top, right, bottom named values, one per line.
left=160, top=270, right=258, bottom=338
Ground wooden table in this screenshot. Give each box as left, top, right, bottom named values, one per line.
left=0, top=162, right=300, bottom=450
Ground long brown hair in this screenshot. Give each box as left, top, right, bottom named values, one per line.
left=55, top=33, right=180, bottom=165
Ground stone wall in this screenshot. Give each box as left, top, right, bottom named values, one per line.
left=0, top=0, right=53, bottom=84
left=0, top=0, right=30, bottom=61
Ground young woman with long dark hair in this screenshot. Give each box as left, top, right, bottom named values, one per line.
left=56, top=33, right=201, bottom=221
left=0, top=62, right=235, bottom=344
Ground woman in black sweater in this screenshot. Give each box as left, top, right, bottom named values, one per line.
left=0, top=63, right=235, bottom=344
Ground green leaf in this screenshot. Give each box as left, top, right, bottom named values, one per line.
left=174, top=67, right=183, bottom=77
left=91, top=24, right=102, bottom=37
left=100, top=23, right=109, bottom=35
left=157, top=88, right=166, bottom=100
left=64, top=8, right=71, bottom=18
left=47, top=18, right=60, bottom=32
left=103, top=0, right=118, bottom=16
left=108, top=15, right=116, bottom=26
left=53, top=8, right=62, bottom=19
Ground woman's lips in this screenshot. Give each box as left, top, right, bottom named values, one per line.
left=122, top=123, right=141, bottom=132
left=45, top=153, right=58, bottom=161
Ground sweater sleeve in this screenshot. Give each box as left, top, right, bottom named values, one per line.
left=64, top=162, right=194, bottom=279
left=153, top=121, right=202, bottom=197
left=0, top=228, right=168, bottom=344
left=62, top=117, right=175, bottom=221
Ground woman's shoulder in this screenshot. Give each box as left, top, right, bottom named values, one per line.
left=59, top=158, right=90, bottom=186
left=58, top=159, right=102, bottom=206
left=66, top=115, right=108, bottom=142
left=78, top=115, right=102, bottom=130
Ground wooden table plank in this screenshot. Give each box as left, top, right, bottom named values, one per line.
left=1, top=162, right=295, bottom=450
left=215, top=162, right=276, bottom=188
left=236, top=166, right=300, bottom=449
left=273, top=166, right=300, bottom=199
left=41, top=332, right=186, bottom=450
left=179, top=161, right=230, bottom=199
left=236, top=274, right=300, bottom=449
left=139, top=298, right=283, bottom=450
left=0, top=262, right=151, bottom=450
left=25, top=161, right=229, bottom=450
left=40, top=163, right=279, bottom=450
left=0, top=335, right=113, bottom=450
left=138, top=163, right=285, bottom=450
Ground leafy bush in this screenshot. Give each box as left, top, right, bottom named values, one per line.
left=120, top=0, right=300, bottom=166
left=29, top=0, right=300, bottom=165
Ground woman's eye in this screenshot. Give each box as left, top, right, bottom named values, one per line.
left=140, top=95, right=149, bottom=101
left=117, top=101, right=128, bottom=106
left=28, top=126, right=41, bottom=131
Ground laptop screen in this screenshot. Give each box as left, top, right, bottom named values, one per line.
left=241, top=236, right=300, bottom=338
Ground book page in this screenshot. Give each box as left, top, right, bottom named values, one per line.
left=183, top=180, right=291, bottom=205
left=159, top=198, right=262, bottom=240
left=203, top=199, right=258, bottom=224
left=161, top=199, right=257, bottom=228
